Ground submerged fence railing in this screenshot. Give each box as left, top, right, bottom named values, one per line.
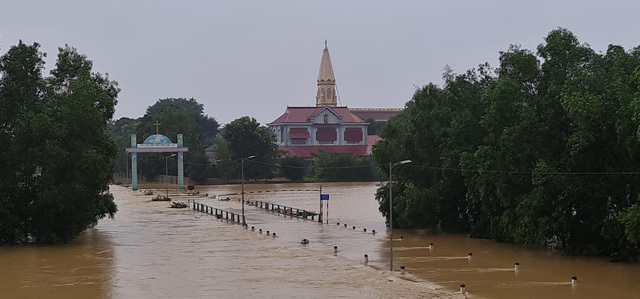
left=192, top=201, right=242, bottom=225
left=253, top=200, right=320, bottom=222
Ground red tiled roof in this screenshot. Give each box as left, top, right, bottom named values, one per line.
left=350, top=108, right=404, bottom=122
left=270, top=106, right=365, bottom=124
left=279, top=145, right=368, bottom=158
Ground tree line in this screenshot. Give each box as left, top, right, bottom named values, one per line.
left=373, top=28, right=640, bottom=260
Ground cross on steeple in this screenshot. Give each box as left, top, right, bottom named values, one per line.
left=154, top=121, right=161, bottom=134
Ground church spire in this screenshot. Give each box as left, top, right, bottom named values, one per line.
left=316, top=40, right=337, bottom=107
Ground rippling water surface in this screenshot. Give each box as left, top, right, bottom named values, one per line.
left=1, top=182, right=638, bottom=298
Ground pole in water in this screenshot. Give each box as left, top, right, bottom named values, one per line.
left=363, top=228, right=367, bottom=233
left=251, top=226, right=255, bottom=231
left=372, top=229, right=376, bottom=235
left=460, top=284, right=466, bottom=295
left=571, top=276, right=577, bottom=285
left=272, top=232, right=276, bottom=237
left=364, top=254, right=369, bottom=263
left=333, top=246, right=338, bottom=254
left=467, top=252, right=473, bottom=259
left=399, top=236, right=403, bottom=240
left=259, top=229, right=262, bottom=234
left=344, top=224, right=347, bottom=228
left=266, top=230, right=270, bottom=236
left=400, top=265, right=406, bottom=275
left=337, top=222, right=340, bottom=226
left=428, top=243, right=433, bottom=250
left=515, top=262, right=520, bottom=272
left=352, top=226, right=356, bottom=230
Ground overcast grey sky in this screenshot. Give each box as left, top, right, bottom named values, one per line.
left=2, top=1, right=640, bottom=125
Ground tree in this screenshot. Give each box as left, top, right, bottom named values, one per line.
left=313, top=151, right=379, bottom=182
left=365, top=117, right=385, bottom=135
left=128, top=98, right=220, bottom=180
left=372, top=28, right=640, bottom=260
left=373, top=65, right=491, bottom=232
left=221, top=116, right=280, bottom=180
left=280, top=157, right=306, bottom=181
left=0, top=42, right=119, bottom=244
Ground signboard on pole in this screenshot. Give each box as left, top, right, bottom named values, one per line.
left=321, top=194, right=329, bottom=201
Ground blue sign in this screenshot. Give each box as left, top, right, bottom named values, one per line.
left=320, top=194, right=329, bottom=201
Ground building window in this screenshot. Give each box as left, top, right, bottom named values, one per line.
left=291, top=139, right=306, bottom=145
left=316, top=127, right=336, bottom=142
left=318, top=140, right=334, bottom=145
left=323, top=114, right=328, bottom=124
left=344, top=128, right=363, bottom=142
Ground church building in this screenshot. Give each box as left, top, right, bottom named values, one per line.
left=268, top=42, right=372, bottom=158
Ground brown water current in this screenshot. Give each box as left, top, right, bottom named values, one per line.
left=1, top=182, right=638, bottom=298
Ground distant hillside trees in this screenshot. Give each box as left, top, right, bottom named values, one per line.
left=373, top=28, right=640, bottom=260
left=0, top=42, right=119, bottom=244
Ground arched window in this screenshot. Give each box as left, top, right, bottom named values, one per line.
left=321, top=88, right=325, bottom=100
left=324, top=114, right=328, bottom=124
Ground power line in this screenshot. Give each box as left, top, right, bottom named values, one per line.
left=144, top=155, right=640, bottom=176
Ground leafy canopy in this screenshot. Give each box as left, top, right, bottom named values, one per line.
left=0, top=42, right=119, bottom=244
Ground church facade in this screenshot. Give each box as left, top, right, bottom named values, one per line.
left=268, top=42, right=388, bottom=158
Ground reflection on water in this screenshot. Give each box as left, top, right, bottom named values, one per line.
left=1, top=182, right=639, bottom=298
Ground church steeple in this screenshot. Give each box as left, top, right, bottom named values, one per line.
left=316, top=40, right=337, bottom=107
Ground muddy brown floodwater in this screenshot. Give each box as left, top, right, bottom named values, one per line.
left=1, top=182, right=638, bottom=298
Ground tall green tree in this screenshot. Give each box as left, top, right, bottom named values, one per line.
left=373, top=28, right=640, bottom=260
left=313, top=151, right=378, bottom=182
left=374, top=65, right=491, bottom=232
left=365, top=117, right=385, bottom=135
left=131, top=98, right=219, bottom=180
left=221, top=116, right=280, bottom=180
left=280, top=157, right=306, bottom=181
left=0, top=42, right=119, bottom=244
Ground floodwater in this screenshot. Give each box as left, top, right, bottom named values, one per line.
left=0, top=182, right=638, bottom=298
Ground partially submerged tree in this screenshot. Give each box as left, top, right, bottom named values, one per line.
left=373, top=28, right=640, bottom=260
left=0, top=42, right=119, bottom=244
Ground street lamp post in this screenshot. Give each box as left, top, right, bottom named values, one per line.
left=165, top=153, right=176, bottom=199
left=126, top=153, right=129, bottom=186
left=389, top=159, right=412, bottom=272
left=241, top=155, right=256, bottom=226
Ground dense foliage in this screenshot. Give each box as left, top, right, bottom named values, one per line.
left=221, top=116, right=280, bottom=181
left=373, top=28, right=640, bottom=260
left=279, top=157, right=306, bottom=181
left=365, top=117, right=385, bottom=135
left=0, top=42, right=119, bottom=244
left=313, top=151, right=383, bottom=182
left=110, top=98, right=220, bottom=181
